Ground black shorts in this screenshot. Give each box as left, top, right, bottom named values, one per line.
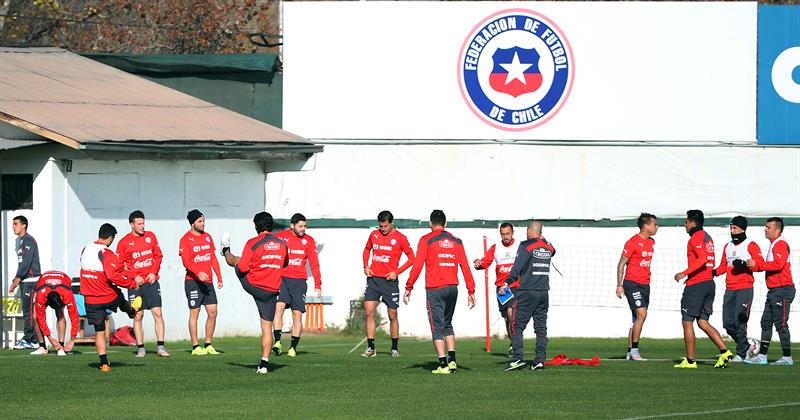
left=128, top=281, right=162, bottom=310
left=496, top=286, right=517, bottom=316
left=364, top=276, right=400, bottom=309
left=185, top=280, right=217, bottom=309
left=623, top=280, right=650, bottom=311
left=426, top=286, right=458, bottom=340
left=86, top=293, right=128, bottom=331
left=681, top=281, right=715, bottom=322
left=236, top=268, right=279, bottom=321
left=278, top=277, right=308, bottom=313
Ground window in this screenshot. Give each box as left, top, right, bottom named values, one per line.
left=1, top=174, right=33, bottom=210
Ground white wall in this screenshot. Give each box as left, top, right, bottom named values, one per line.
left=283, top=1, right=756, bottom=141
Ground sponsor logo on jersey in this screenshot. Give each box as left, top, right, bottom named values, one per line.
left=439, top=239, right=455, bottom=249
left=532, top=248, right=552, bottom=259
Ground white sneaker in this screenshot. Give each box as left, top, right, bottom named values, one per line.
left=626, top=351, right=631, bottom=360
left=744, top=354, right=768, bottom=365
left=730, top=355, right=743, bottom=363
left=629, top=349, right=646, bottom=361
left=136, top=347, right=146, bottom=358
left=256, top=366, right=268, bottom=374
left=772, top=356, right=794, bottom=366
left=391, top=349, right=400, bottom=358
left=57, top=349, right=67, bottom=357
left=30, top=347, right=48, bottom=356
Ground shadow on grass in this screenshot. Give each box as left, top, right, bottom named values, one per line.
left=227, top=362, right=286, bottom=372
left=404, top=362, right=472, bottom=372
left=87, top=361, right=145, bottom=369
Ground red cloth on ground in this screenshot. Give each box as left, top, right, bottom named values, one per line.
left=544, top=354, right=600, bottom=366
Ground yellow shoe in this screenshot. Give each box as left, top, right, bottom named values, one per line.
left=287, top=347, right=296, bottom=357
left=448, top=361, right=457, bottom=372
left=191, top=346, right=207, bottom=356
left=131, top=296, right=143, bottom=311
left=673, top=357, right=697, bottom=369
left=271, top=340, right=282, bottom=355
left=432, top=366, right=451, bottom=375
left=204, top=345, right=220, bottom=355
left=715, top=350, right=734, bottom=368
left=99, top=364, right=112, bottom=372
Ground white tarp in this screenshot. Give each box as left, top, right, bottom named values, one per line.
left=266, top=144, right=800, bottom=221
left=283, top=1, right=756, bottom=142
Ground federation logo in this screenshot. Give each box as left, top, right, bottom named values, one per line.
left=458, top=9, right=574, bottom=131
left=390, top=239, right=397, bottom=246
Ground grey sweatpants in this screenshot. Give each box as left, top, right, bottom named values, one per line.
left=760, top=285, right=795, bottom=355
left=510, top=290, right=549, bottom=363
left=20, top=281, right=37, bottom=342
left=722, top=288, right=753, bottom=358
left=426, top=286, right=458, bottom=340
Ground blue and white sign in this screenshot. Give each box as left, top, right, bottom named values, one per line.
left=758, top=5, right=800, bottom=145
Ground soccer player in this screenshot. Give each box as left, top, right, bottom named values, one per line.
left=31, top=270, right=80, bottom=356
left=179, top=209, right=223, bottom=356
left=272, top=213, right=322, bottom=357
left=221, top=212, right=288, bottom=374
left=404, top=210, right=476, bottom=375
left=361, top=210, right=414, bottom=358
left=474, top=222, right=518, bottom=355
left=616, top=213, right=657, bottom=361
left=745, top=217, right=795, bottom=365
left=504, top=221, right=555, bottom=372
left=714, top=216, right=763, bottom=362
left=80, top=223, right=144, bottom=372
left=8, top=215, right=42, bottom=351
left=673, top=209, right=733, bottom=369
left=117, top=210, right=169, bottom=357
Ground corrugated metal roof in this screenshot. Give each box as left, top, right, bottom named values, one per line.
left=0, top=47, right=311, bottom=149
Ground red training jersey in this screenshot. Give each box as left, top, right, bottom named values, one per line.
left=362, top=229, right=415, bottom=278
left=406, top=229, right=476, bottom=294
left=756, top=237, right=794, bottom=289
left=476, top=240, right=519, bottom=288
left=116, top=231, right=163, bottom=281
left=178, top=230, right=222, bottom=283
left=80, top=241, right=138, bottom=304
left=715, top=239, right=763, bottom=291
left=275, top=229, right=322, bottom=289
left=237, top=231, right=289, bottom=292
left=680, top=228, right=715, bottom=286
left=621, top=234, right=655, bottom=285
left=34, top=271, right=80, bottom=338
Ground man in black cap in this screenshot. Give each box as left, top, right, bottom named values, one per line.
left=713, top=215, right=764, bottom=362
left=178, top=209, right=223, bottom=356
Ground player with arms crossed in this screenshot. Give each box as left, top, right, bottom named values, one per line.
left=361, top=210, right=414, bottom=358
left=616, top=213, right=657, bottom=361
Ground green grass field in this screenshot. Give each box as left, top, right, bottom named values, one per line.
left=1, top=335, right=798, bottom=419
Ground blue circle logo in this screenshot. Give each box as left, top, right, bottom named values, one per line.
left=458, top=9, right=575, bottom=131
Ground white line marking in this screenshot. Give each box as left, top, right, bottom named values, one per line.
left=619, top=401, right=800, bottom=419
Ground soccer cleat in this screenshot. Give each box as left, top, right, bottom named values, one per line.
left=29, top=341, right=40, bottom=349
left=531, top=362, right=545, bottom=371
left=157, top=346, right=170, bottom=357
left=431, top=366, right=451, bottom=375
left=361, top=348, right=376, bottom=358
left=629, top=349, right=646, bottom=361
left=191, top=346, right=207, bottom=356
left=771, top=356, right=794, bottom=366
left=130, top=296, right=143, bottom=311
left=507, top=345, right=514, bottom=357
left=136, top=347, right=146, bottom=358
left=730, top=355, right=743, bottom=363
left=256, top=366, right=268, bottom=374
left=626, top=351, right=631, bottom=360
left=99, top=364, right=112, bottom=372
left=505, top=359, right=527, bottom=371
left=204, top=345, right=220, bottom=355
left=673, top=357, right=697, bottom=369
left=391, top=349, right=400, bottom=358
left=743, top=354, right=768, bottom=365
left=57, top=349, right=67, bottom=357
left=30, top=346, right=48, bottom=356
left=271, top=341, right=282, bottom=355
left=448, top=361, right=457, bottom=372
left=14, top=339, right=30, bottom=350
left=287, top=347, right=296, bottom=357
left=714, top=350, right=734, bottom=368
